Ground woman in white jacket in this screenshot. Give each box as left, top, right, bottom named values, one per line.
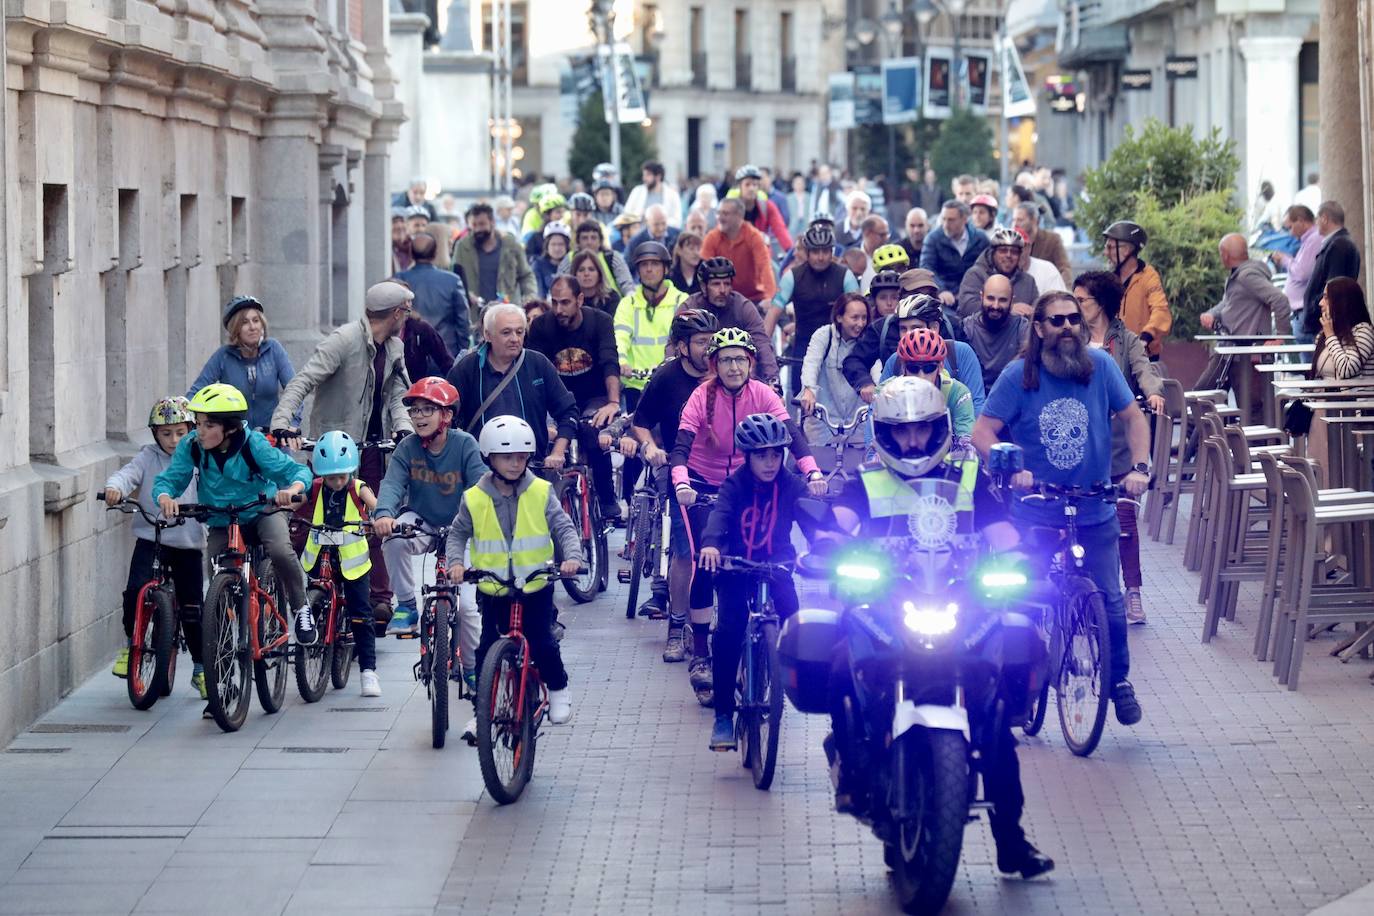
left=798, top=292, right=872, bottom=474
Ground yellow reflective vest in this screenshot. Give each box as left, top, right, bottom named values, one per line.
left=300, top=480, right=371, bottom=580
left=858, top=454, right=978, bottom=518
left=465, top=477, right=555, bottom=595
left=614, top=281, right=688, bottom=389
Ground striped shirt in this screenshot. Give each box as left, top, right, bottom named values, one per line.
left=1314, top=322, right=1374, bottom=379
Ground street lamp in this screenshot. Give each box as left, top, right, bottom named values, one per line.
left=879, top=2, right=904, bottom=185
left=588, top=0, right=622, bottom=179
left=881, top=3, right=904, bottom=46
left=914, top=0, right=937, bottom=29
left=942, top=0, right=967, bottom=109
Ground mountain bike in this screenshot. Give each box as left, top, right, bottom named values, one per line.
left=189, top=496, right=300, bottom=733
left=97, top=496, right=190, bottom=710
left=289, top=518, right=369, bottom=702
left=619, top=465, right=667, bottom=620
left=538, top=423, right=610, bottom=603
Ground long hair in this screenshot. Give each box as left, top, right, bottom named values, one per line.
left=832, top=291, right=870, bottom=335
left=227, top=307, right=268, bottom=347
left=671, top=230, right=703, bottom=275
left=569, top=250, right=609, bottom=301
left=1022, top=291, right=1081, bottom=391
left=1326, top=277, right=1371, bottom=347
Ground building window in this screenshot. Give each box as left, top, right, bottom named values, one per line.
left=734, top=10, right=751, bottom=91
left=690, top=7, right=706, bottom=88
left=775, top=120, right=797, bottom=174
left=780, top=12, right=796, bottom=92
left=481, top=1, right=529, bottom=86
left=29, top=184, right=69, bottom=459
left=729, top=118, right=750, bottom=167
left=1299, top=42, right=1319, bottom=188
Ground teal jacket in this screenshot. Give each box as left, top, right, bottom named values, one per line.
left=153, top=427, right=312, bottom=527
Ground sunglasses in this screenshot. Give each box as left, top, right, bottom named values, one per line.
left=1041, top=313, right=1083, bottom=328
left=904, top=361, right=941, bottom=375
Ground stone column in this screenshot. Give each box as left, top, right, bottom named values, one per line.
left=1237, top=35, right=1303, bottom=208
left=389, top=12, right=430, bottom=190
left=1322, top=0, right=1365, bottom=264
left=365, top=105, right=406, bottom=283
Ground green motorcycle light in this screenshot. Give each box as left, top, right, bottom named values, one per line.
left=980, top=570, right=1028, bottom=589
left=836, top=563, right=883, bottom=582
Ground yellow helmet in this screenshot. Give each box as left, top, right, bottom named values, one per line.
left=872, top=243, right=910, bottom=271
left=187, top=383, right=249, bottom=423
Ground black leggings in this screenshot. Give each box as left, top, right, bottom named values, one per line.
left=123, top=539, right=204, bottom=664
left=474, top=587, right=568, bottom=694
left=711, top=570, right=798, bottom=717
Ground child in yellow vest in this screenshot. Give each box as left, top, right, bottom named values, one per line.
left=296, top=431, right=381, bottom=697
left=448, top=416, right=583, bottom=727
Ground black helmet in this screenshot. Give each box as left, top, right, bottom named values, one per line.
left=696, top=256, right=737, bottom=284
left=803, top=224, right=836, bottom=251
left=670, top=307, right=721, bottom=342
left=568, top=192, right=595, bottom=211
left=734, top=413, right=792, bottom=451
left=222, top=295, right=264, bottom=328
left=1103, top=220, right=1147, bottom=247
left=869, top=270, right=903, bottom=294
left=735, top=164, right=763, bottom=181
left=632, top=241, right=671, bottom=266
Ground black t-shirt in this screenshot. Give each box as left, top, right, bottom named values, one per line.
left=526, top=309, right=620, bottom=409
left=631, top=357, right=704, bottom=451
left=835, top=461, right=1006, bottom=538
left=365, top=345, right=386, bottom=443
left=321, top=485, right=350, bottom=527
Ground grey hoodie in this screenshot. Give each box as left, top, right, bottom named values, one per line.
left=104, top=444, right=207, bottom=550
left=447, top=471, right=584, bottom=576
left=955, top=247, right=1040, bottom=319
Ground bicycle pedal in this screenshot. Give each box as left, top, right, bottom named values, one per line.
left=616, top=569, right=632, bottom=583
left=394, top=632, right=419, bottom=640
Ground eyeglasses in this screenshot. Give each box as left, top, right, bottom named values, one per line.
left=406, top=405, right=440, bottom=418
left=1041, top=313, right=1083, bottom=328
left=1073, top=296, right=1097, bottom=308
left=716, top=355, right=752, bottom=368
left=904, top=361, right=941, bottom=375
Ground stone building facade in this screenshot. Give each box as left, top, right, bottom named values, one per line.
left=0, top=1, right=403, bottom=744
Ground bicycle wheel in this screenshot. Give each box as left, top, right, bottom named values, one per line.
left=1056, top=578, right=1113, bottom=757
left=750, top=620, right=783, bottom=790
left=561, top=475, right=598, bottom=603
left=253, top=558, right=290, bottom=714
left=429, top=600, right=450, bottom=749
left=202, top=573, right=252, bottom=733
left=128, top=587, right=172, bottom=710
left=594, top=499, right=610, bottom=593
left=476, top=637, right=535, bottom=804
left=625, top=495, right=653, bottom=619
left=1022, top=678, right=1051, bottom=737
left=330, top=606, right=355, bottom=690
left=294, top=588, right=332, bottom=703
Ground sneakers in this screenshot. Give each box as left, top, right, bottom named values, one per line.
left=462, top=666, right=477, bottom=695
left=190, top=666, right=207, bottom=700
left=1112, top=679, right=1143, bottom=726
left=688, top=657, right=713, bottom=691
left=1125, top=588, right=1147, bottom=625
left=294, top=605, right=318, bottom=645
left=112, top=647, right=130, bottom=679
left=462, top=717, right=478, bottom=745
left=709, top=714, right=736, bottom=751
left=360, top=670, right=381, bottom=697
left=385, top=602, right=418, bottom=636
left=548, top=688, right=572, bottom=724
left=662, top=627, right=687, bottom=663
left=997, top=842, right=1056, bottom=879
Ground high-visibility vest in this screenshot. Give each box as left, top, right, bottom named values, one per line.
left=465, top=477, right=555, bottom=596
left=859, top=454, right=977, bottom=519
left=300, top=479, right=371, bottom=580
left=614, top=282, right=688, bottom=389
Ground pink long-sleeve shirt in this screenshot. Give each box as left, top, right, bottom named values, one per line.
left=670, top=378, right=819, bottom=487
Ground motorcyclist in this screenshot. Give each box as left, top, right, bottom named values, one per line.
left=823, top=376, right=1054, bottom=880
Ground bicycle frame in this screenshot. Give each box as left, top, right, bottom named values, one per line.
left=213, top=510, right=290, bottom=666
left=741, top=574, right=778, bottom=710
left=420, top=527, right=459, bottom=686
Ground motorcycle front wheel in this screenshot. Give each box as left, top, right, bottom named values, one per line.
left=887, top=729, right=968, bottom=916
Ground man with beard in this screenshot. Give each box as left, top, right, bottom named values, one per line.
left=972, top=290, right=1152, bottom=728
left=451, top=202, right=536, bottom=311
left=1102, top=220, right=1171, bottom=360
left=957, top=227, right=1039, bottom=319
left=764, top=223, right=857, bottom=395
left=684, top=257, right=781, bottom=382
left=527, top=274, right=623, bottom=521
left=625, top=160, right=682, bottom=229
left=962, top=274, right=1031, bottom=391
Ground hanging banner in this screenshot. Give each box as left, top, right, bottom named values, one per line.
left=882, top=57, right=923, bottom=124
left=828, top=72, right=856, bottom=131
left=854, top=65, right=884, bottom=125
left=924, top=48, right=953, bottom=120
left=999, top=37, right=1036, bottom=119
left=598, top=42, right=646, bottom=124
left=965, top=51, right=991, bottom=114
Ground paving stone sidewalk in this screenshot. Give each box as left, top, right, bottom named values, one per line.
left=3, top=528, right=1374, bottom=914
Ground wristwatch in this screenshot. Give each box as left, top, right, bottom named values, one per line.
left=807, top=470, right=825, bottom=482
left=1131, top=461, right=1151, bottom=476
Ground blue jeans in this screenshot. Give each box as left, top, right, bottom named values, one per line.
left=1292, top=321, right=1315, bottom=346
left=1075, top=515, right=1129, bottom=684
left=341, top=571, right=378, bottom=672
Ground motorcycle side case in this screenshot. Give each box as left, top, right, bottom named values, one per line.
left=777, top=607, right=842, bottom=714
left=970, top=611, right=1047, bottom=725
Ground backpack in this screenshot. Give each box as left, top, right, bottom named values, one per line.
left=189, top=432, right=262, bottom=480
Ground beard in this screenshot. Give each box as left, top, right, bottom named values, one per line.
left=1040, top=329, right=1094, bottom=382
left=472, top=229, right=492, bottom=246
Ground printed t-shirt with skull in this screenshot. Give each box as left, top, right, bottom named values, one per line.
left=981, top=347, right=1135, bottom=529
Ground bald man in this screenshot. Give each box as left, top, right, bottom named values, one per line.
left=962, top=273, right=1031, bottom=390
left=1197, top=232, right=1291, bottom=419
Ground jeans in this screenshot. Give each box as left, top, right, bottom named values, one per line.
left=380, top=511, right=480, bottom=670
left=339, top=570, right=379, bottom=671
left=1292, top=318, right=1315, bottom=346
left=123, top=538, right=204, bottom=664
left=207, top=511, right=307, bottom=609
left=474, top=586, right=568, bottom=692
left=358, top=445, right=391, bottom=607
left=1075, top=515, right=1130, bottom=684
left=619, top=388, right=644, bottom=503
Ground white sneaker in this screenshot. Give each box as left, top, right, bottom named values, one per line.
left=462, top=717, right=477, bottom=745
left=360, top=670, right=381, bottom=697
left=548, top=688, right=572, bottom=724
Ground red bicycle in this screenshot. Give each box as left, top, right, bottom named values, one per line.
left=465, top=563, right=580, bottom=804
left=97, top=495, right=189, bottom=710
left=187, top=495, right=301, bottom=732
left=290, top=517, right=369, bottom=702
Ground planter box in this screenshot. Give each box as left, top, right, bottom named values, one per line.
left=1159, top=339, right=1211, bottom=390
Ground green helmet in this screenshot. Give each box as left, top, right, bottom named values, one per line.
left=707, top=327, right=756, bottom=357
left=187, top=383, right=249, bottom=424
left=539, top=192, right=567, bottom=215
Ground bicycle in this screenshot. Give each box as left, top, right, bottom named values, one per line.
left=1013, top=482, right=1131, bottom=757
left=97, top=495, right=191, bottom=710
left=537, top=423, right=610, bottom=604
left=793, top=399, right=870, bottom=494
left=465, top=563, right=582, bottom=804
left=289, top=517, right=370, bottom=702
left=187, top=495, right=301, bottom=733
left=712, top=555, right=789, bottom=790
left=386, top=518, right=465, bottom=749
left=619, top=463, right=668, bottom=620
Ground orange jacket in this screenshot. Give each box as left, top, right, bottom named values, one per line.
left=1120, top=262, right=1171, bottom=357
left=701, top=222, right=777, bottom=304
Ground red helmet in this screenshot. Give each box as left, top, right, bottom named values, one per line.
left=897, top=328, right=947, bottom=364
left=403, top=376, right=459, bottom=408
left=970, top=194, right=999, bottom=212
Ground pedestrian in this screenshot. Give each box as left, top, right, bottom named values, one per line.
left=391, top=208, right=413, bottom=273
left=624, top=160, right=682, bottom=229
left=1311, top=277, right=1374, bottom=380
left=1271, top=205, right=1321, bottom=336
left=392, top=176, right=437, bottom=222
left=1249, top=180, right=1284, bottom=235
left=1299, top=201, right=1362, bottom=342
left=1293, top=173, right=1322, bottom=213
left=395, top=231, right=472, bottom=357
left=188, top=296, right=298, bottom=434
left=914, top=167, right=943, bottom=217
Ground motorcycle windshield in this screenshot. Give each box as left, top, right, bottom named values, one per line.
left=885, top=477, right=968, bottom=595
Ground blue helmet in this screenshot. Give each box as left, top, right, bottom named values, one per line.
left=734, top=413, right=792, bottom=452
left=312, top=431, right=359, bottom=476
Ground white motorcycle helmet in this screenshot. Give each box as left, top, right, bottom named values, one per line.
left=478, top=415, right=537, bottom=458
left=871, top=377, right=952, bottom=479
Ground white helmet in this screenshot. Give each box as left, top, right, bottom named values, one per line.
left=543, top=220, right=571, bottom=241
left=871, top=377, right=951, bottom=479
left=478, top=415, right=537, bottom=458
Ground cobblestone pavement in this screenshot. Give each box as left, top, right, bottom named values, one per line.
left=4, top=525, right=1374, bottom=915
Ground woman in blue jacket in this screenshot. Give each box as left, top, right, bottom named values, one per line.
left=188, top=296, right=299, bottom=432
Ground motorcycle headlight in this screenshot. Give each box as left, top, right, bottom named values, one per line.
left=836, top=562, right=883, bottom=582
left=902, top=600, right=959, bottom=637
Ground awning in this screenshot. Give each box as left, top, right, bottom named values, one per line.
left=1058, top=24, right=1130, bottom=67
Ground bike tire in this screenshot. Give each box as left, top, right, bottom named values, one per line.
left=1056, top=578, right=1113, bottom=757
left=750, top=620, right=784, bottom=790
left=253, top=559, right=289, bottom=715
left=594, top=501, right=610, bottom=593
left=331, top=609, right=355, bottom=690
left=625, top=496, right=652, bottom=619
left=202, top=573, right=252, bottom=733
left=560, top=477, right=598, bottom=604
left=888, top=729, right=969, bottom=916
left=1022, top=677, right=1050, bottom=737
left=294, top=588, right=333, bottom=703
left=128, top=587, right=168, bottom=710
left=430, top=602, right=450, bottom=749
left=476, top=637, right=535, bottom=804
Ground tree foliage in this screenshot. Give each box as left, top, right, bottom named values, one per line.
left=1130, top=190, right=1240, bottom=340
left=929, top=108, right=994, bottom=191
left=567, top=92, right=658, bottom=187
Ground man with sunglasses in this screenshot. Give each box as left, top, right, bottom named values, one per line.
left=971, top=291, right=1153, bottom=727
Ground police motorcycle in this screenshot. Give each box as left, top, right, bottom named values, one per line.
left=780, top=445, right=1044, bottom=915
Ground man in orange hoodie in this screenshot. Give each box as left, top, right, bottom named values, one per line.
left=1103, top=220, right=1171, bottom=360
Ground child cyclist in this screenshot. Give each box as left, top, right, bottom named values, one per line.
left=697, top=413, right=820, bottom=750
left=447, top=416, right=584, bottom=726
left=153, top=383, right=314, bottom=646
left=104, top=397, right=208, bottom=695
left=296, top=431, right=381, bottom=697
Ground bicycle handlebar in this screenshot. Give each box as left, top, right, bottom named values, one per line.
left=717, top=555, right=794, bottom=576
left=297, top=437, right=397, bottom=453
left=1017, top=482, right=1127, bottom=506
left=461, top=563, right=585, bottom=588
left=794, top=399, right=870, bottom=435
left=177, top=493, right=304, bottom=519
left=388, top=518, right=451, bottom=540
left=95, top=494, right=187, bottom=528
